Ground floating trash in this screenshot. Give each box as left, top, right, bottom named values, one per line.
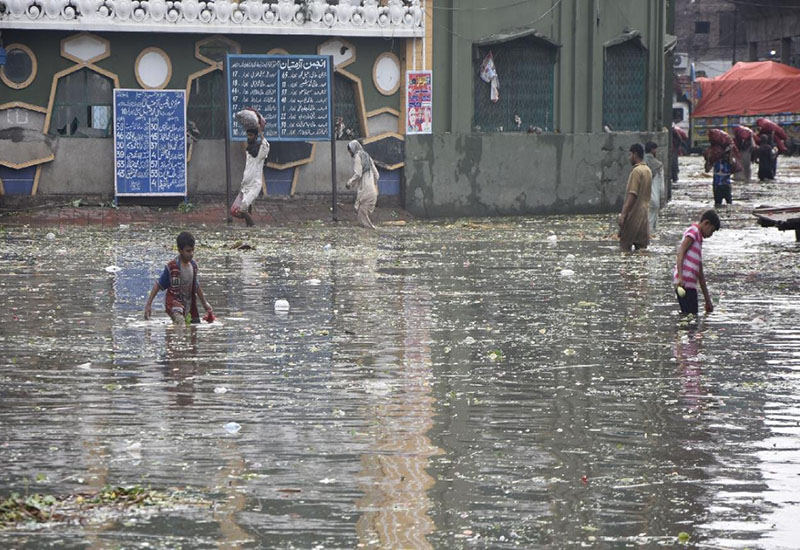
left=104, top=266, right=122, bottom=273
left=76, top=362, right=92, bottom=370
left=223, top=422, right=241, bottom=434
left=274, top=299, right=290, bottom=313
left=547, top=235, right=557, bottom=242
left=323, top=244, right=332, bottom=252
left=46, top=232, right=56, bottom=240
left=213, top=387, right=228, bottom=394
left=560, top=269, right=575, bottom=277
left=304, top=279, right=322, bottom=286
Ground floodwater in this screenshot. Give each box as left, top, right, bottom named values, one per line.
left=2, top=156, right=800, bottom=549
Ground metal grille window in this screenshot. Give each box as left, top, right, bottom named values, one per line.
left=603, top=40, right=647, bottom=132
left=473, top=37, right=556, bottom=133
left=334, top=73, right=362, bottom=140
left=188, top=70, right=225, bottom=139
left=51, top=68, right=113, bottom=137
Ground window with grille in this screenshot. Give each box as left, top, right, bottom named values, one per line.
left=333, top=72, right=362, bottom=140
left=187, top=70, right=225, bottom=139
left=472, top=36, right=556, bottom=133
left=51, top=68, right=113, bottom=138
left=603, top=40, right=647, bottom=132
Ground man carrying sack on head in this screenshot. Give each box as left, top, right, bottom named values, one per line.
left=232, top=109, right=269, bottom=227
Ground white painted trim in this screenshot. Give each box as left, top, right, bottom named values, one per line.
left=0, top=21, right=422, bottom=38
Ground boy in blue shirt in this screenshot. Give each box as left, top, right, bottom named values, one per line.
left=712, top=149, right=733, bottom=208
left=144, top=231, right=213, bottom=324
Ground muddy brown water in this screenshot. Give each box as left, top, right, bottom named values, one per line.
left=1, top=156, right=800, bottom=549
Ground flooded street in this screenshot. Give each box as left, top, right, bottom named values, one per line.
left=2, top=155, right=800, bottom=549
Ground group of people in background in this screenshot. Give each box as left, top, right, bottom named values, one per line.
left=701, top=117, right=788, bottom=209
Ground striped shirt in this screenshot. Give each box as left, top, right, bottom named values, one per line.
left=674, top=223, right=703, bottom=289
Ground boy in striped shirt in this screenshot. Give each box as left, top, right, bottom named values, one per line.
left=674, top=210, right=721, bottom=315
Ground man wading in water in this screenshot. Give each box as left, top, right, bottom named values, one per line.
left=231, top=127, right=269, bottom=227
left=345, top=140, right=379, bottom=229
left=618, top=143, right=652, bottom=252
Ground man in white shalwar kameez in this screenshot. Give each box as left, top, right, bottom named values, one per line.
left=231, top=128, right=269, bottom=227
left=644, top=141, right=665, bottom=235
left=346, top=140, right=379, bottom=229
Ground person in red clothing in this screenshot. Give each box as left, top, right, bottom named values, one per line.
left=674, top=210, right=721, bottom=315
left=144, top=231, right=213, bottom=324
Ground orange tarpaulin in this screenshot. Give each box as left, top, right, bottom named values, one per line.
left=692, top=61, right=800, bottom=118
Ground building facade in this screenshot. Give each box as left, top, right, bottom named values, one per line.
left=404, top=0, right=672, bottom=218
left=0, top=0, right=430, bottom=199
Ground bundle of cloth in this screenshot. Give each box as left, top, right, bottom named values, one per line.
left=235, top=108, right=266, bottom=132
left=672, top=124, right=688, bottom=143
left=704, top=128, right=742, bottom=173
left=756, top=117, right=787, bottom=153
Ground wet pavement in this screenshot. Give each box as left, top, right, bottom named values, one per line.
left=1, top=155, right=800, bottom=549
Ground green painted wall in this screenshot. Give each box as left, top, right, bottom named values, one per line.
left=433, top=0, right=668, bottom=134
left=405, top=0, right=671, bottom=218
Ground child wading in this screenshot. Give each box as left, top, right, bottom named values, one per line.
left=144, top=232, right=213, bottom=324
left=674, top=210, right=721, bottom=315
left=712, top=148, right=733, bottom=208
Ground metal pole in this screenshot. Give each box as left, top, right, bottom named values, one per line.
left=222, top=60, right=233, bottom=224
left=732, top=8, right=738, bottom=64
left=330, top=56, right=337, bottom=222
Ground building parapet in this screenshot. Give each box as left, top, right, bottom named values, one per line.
left=0, top=0, right=424, bottom=37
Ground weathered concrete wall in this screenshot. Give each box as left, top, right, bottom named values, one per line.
left=33, top=138, right=365, bottom=198
left=405, top=131, right=668, bottom=218
left=38, top=138, right=114, bottom=195
left=294, top=141, right=362, bottom=195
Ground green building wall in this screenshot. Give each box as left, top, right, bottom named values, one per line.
left=405, top=0, right=673, bottom=218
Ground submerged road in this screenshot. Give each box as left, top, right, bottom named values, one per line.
left=1, top=156, right=799, bottom=549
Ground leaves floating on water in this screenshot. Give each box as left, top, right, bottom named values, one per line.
left=0, top=486, right=207, bottom=529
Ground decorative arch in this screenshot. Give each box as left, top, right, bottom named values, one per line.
left=44, top=33, right=120, bottom=135
left=334, top=67, right=369, bottom=140
left=185, top=36, right=242, bottom=141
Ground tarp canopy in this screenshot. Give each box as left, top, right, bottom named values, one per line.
left=692, top=61, right=800, bottom=117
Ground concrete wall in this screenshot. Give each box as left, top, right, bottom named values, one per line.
left=405, top=131, right=668, bottom=218
left=38, top=138, right=114, bottom=195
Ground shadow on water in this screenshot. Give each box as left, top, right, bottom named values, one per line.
left=1, top=156, right=800, bottom=548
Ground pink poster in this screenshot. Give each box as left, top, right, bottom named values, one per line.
left=406, top=70, right=432, bottom=135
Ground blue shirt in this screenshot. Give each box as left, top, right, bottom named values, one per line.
left=157, top=266, right=171, bottom=290
left=713, top=160, right=731, bottom=187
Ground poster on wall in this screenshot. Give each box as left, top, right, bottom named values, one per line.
left=406, top=70, right=432, bottom=135
left=114, top=89, right=186, bottom=197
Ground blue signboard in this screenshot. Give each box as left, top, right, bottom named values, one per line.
left=226, top=54, right=332, bottom=142
left=114, top=89, right=187, bottom=197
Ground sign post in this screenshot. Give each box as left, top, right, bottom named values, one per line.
left=222, top=59, right=233, bottom=224
left=226, top=54, right=333, bottom=218
left=330, top=56, right=337, bottom=222
left=113, top=89, right=187, bottom=200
